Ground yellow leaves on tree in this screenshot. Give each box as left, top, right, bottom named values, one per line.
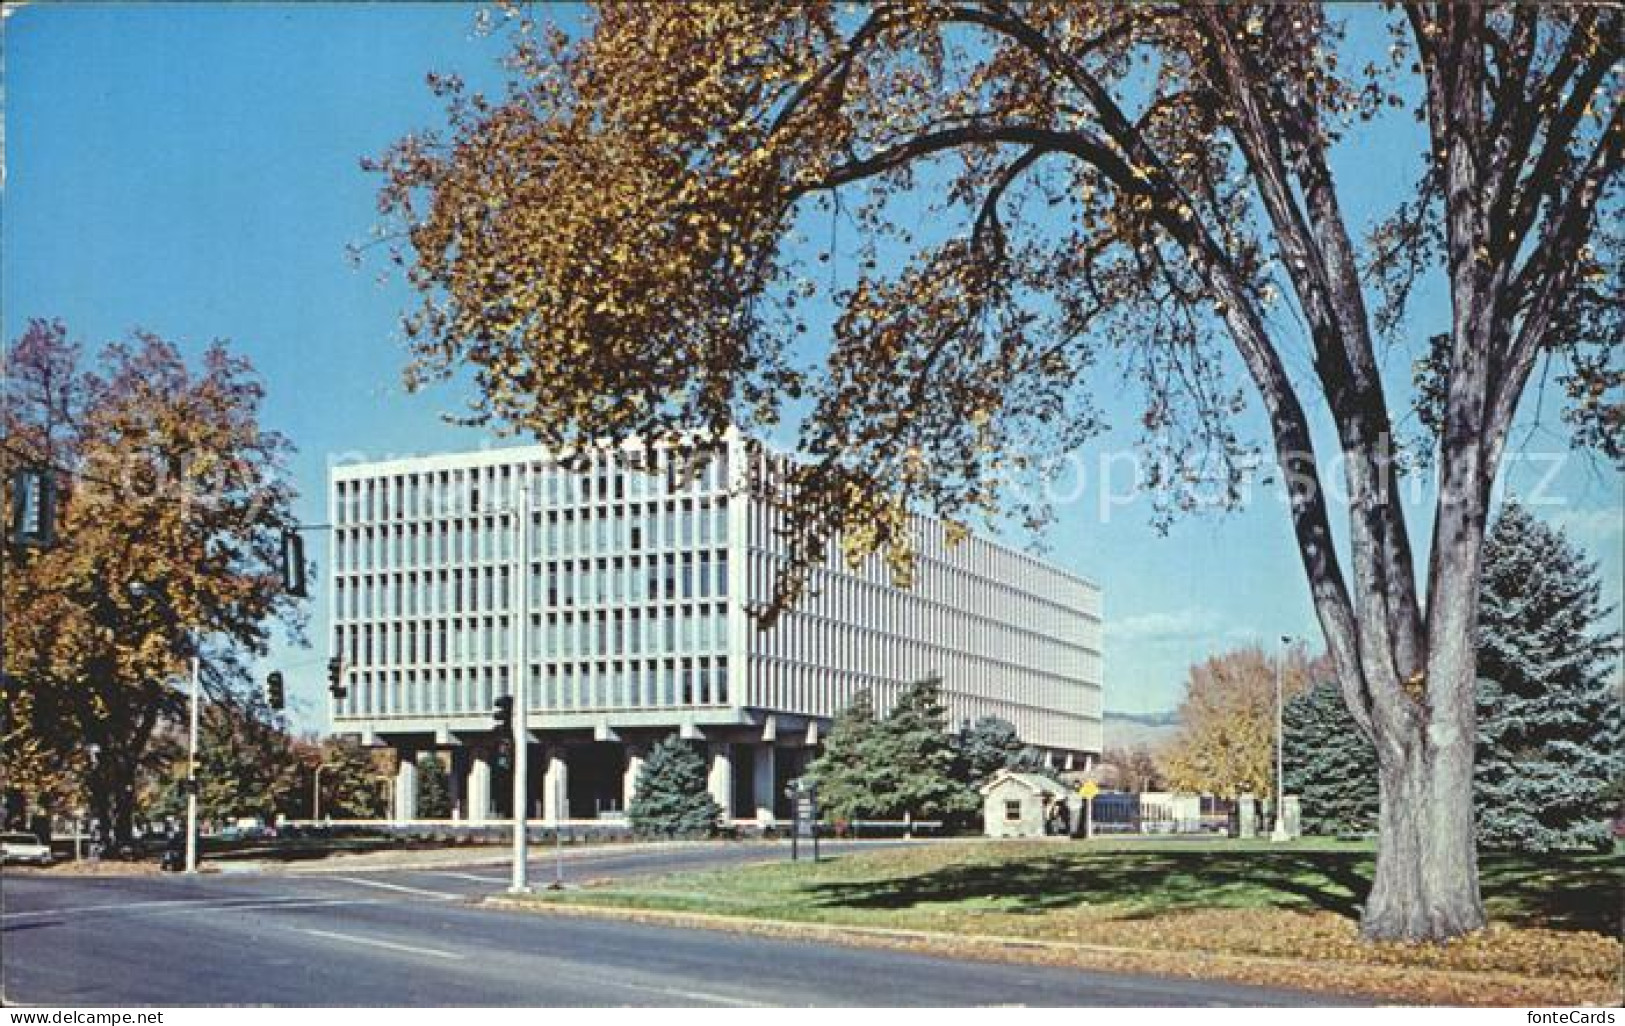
left=1161, top=644, right=1326, bottom=799
left=2, top=320, right=305, bottom=837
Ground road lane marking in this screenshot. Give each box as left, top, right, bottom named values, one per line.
left=330, top=876, right=459, bottom=900
left=623, top=984, right=773, bottom=1008
left=299, top=927, right=464, bottom=960
left=1, top=896, right=318, bottom=920
left=430, top=872, right=506, bottom=883
left=153, top=898, right=380, bottom=916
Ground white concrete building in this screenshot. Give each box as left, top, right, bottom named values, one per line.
left=328, top=432, right=1102, bottom=824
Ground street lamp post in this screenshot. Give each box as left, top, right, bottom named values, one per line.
left=1270, top=634, right=1293, bottom=843
left=185, top=655, right=201, bottom=872
left=508, top=474, right=531, bottom=895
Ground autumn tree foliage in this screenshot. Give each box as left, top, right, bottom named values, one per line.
left=373, top=4, right=1622, bottom=940
left=305, top=737, right=393, bottom=821
left=148, top=692, right=300, bottom=827
left=2, top=320, right=305, bottom=844
left=1162, top=645, right=1319, bottom=798
left=1102, top=745, right=1167, bottom=794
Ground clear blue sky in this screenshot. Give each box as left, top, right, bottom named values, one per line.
left=5, top=3, right=1619, bottom=729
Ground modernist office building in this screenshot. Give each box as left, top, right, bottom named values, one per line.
left=328, top=433, right=1102, bottom=823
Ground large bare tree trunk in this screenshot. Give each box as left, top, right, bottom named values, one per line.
left=1362, top=676, right=1486, bottom=940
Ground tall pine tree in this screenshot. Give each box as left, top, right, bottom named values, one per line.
left=805, top=689, right=883, bottom=822
left=1474, top=503, right=1621, bottom=853
left=416, top=753, right=452, bottom=820
left=954, top=716, right=1024, bottom=786
left=871, top=676, right=979, bottom=823
left=1283, top=505, right=1621, bottom=852
left=628, top=735, right=720, bottom=838
left=1284, top=681, right=1378, bottom=836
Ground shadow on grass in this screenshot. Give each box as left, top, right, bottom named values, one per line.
left=805, top=848, right=1620, bottom=935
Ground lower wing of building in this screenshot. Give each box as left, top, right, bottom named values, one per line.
left=326, top=434, right=1102, bottom=822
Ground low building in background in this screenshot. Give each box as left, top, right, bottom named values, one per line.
left=327, top=431, right=1103, bottom=824
left=980, top=770, right=1074, bottom=839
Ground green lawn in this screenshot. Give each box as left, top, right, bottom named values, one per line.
left=521, top=837, right=1623, bottom=1003
left=548, top=837, right=1619, bottom=936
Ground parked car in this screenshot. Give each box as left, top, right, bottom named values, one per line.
left=0, top=832, right=54, bottom=866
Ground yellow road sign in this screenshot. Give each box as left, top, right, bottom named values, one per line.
left=1078, top=780, right=1100, bottom=800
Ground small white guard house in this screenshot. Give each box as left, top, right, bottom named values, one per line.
left=980, top=770, right=1073, bottom=838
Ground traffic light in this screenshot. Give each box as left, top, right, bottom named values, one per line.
left=265, top=671, right=285, bottom=711
left=326, top=657, right=347, bottom=700
left=493, top=695, right=513, bottom=732
left=8, top=467, right=56, bottom=548
left=280, top=530, right=307, bottom=597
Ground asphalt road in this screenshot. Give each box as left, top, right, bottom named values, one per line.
left=2, top=843, right=1348, bottom=1007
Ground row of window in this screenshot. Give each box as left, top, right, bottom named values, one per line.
left=333, top=603, right=731, bottom=667
left=336, top=656, right=732, bottom=717
left=333, top=448, right=732, bottom=526
left=747, top=452, right=1097, bottom=614
left=334, top=551, right=732, bottom=620
left=745, top=551, right=1098, bottom=680
left=332, top=501, right=731, bottom=574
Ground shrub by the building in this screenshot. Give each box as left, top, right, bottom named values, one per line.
left=628, top=735, right=721, bottom=838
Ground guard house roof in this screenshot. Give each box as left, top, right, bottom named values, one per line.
left=979, top=770, right=1070, bottom=798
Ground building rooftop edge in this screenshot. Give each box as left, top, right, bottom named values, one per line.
left=327, top=437, right=1103, bottom=593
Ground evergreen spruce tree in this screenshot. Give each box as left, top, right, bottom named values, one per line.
left=875, top=676, right=979, bottom=822
left=805, top=689, right=883, bottom=823
left=1009, top=746, right=1068, bottom=784
left=1474, top=503, right=1621, bottom=853
left=1279, top=505, right=1621, bottom=850
left=1283, top=681, right=1378, bottom=836
left=954, top=717, right=1024, bottom=785
left=628, top=735, right=721, bottom=838
left=416, top=753, right=452, bottom=820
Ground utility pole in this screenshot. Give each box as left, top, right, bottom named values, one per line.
left=509, top=472, right=532, bottom=894
left=185, top=655, right=200, bottom=873
left=1270, top=634, right=1293, bottom=843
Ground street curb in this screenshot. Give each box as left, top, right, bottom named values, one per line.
left=268, top=838, right=782, bottom=875
left=477, top=898, right=1619, bottom=1007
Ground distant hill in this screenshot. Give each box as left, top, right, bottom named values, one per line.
left=1102, top=710, right=1180, bottom=752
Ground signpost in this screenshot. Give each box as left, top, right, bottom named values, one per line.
left=787, top=782, right=819, bottom=862
left=1078, top=780, right=1099, bottom=840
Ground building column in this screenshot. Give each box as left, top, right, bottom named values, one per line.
left=707, top=742, right=734, bottom=820
left=544, top=748, right=569, bottom=823
left=753, top=743, right=777, bottom=825
left=393, top=754, right=418, bottom=826
left=622, top=745, right=646, bottom=813
left=449, top=749, right=467, bottom=821
left=468, top=753, right=492, bottom=825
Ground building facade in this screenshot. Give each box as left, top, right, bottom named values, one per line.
left=328, top=432, right=1102, bottom=824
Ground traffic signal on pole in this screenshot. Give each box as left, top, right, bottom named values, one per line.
left=280, top=530, right=307, bottom=597
left=8, top=467, right=56, bottom=548
left=326, top=657, right=347, bottom=700
left=266, top=671, right=285, bottom=711
left=493, top=695, right=513, bottom=732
